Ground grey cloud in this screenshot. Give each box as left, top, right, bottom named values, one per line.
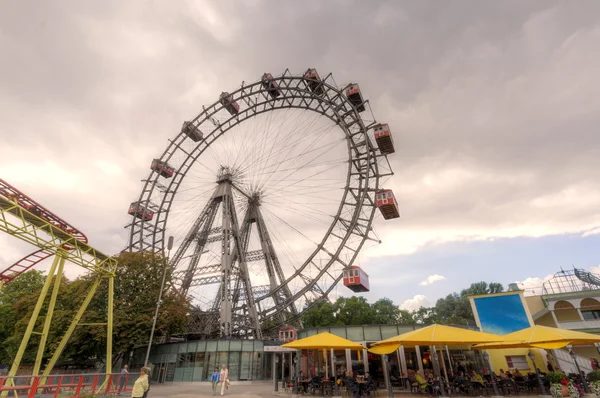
left=2, top=1, right=600, bottom=291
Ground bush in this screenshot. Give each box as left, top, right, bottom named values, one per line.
left=588, top=370, right=600, bottom=382
left=547, top=371, right=568, bottom=385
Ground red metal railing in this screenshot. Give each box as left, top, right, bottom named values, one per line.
left=0, top=372, right=138, bottom=398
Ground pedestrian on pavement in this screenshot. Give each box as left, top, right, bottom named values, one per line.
left=132, top=367, right=150, bottom=398
left=119, top=364, right=129, bottom=393
left=219, top=364, right=229, bottom=396
left=211, top=367, right=220, bottom=395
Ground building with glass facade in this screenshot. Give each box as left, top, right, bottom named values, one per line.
left=134, top=323, right=484, bottom=383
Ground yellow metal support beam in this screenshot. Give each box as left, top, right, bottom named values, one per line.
left=2, top=255, right=60, bottom=395
left=32, top=254, right=65, bottom=376
left=41, top=277, right=101, bottom=378
left=0, top=186, right=117, bottom=389
left=0, top=197, right=117, bottom=275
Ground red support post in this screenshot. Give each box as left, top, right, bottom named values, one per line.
left=90, top=374, right=99, bottom=395
left=74, top=375, right=84, bottom=397
left=54, top=375, right=64, bottom=398
left=28, top=376, right=40, bottom=398
left=105, top=374, right=114, bottom=395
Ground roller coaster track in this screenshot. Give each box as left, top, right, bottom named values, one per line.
left=0, top=178, right=118, bottom=390
left=0, top=178, right=90, bottom=284
left=0, top=179, right=115, bottom=279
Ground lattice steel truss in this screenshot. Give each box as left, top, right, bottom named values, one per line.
left=125, top=69, right=394, bottom=337
left=0, top=184, right=117, bottom=392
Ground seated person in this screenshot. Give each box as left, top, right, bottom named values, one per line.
left=416, top=371, right=432, bottom=394
left=365, top=372, right=376, bottom=396
left=470, top=370, right=485, bottom=388
left=344, top=371, right=360, bottom=398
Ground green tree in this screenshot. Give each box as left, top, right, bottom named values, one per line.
left=434, top=281, right=505, bottom=325
left=335, top=296, right=372, bottom=325
left=0, top=271, right=46, bottom=364
left=302, top=300, right=337, bottom=328
left=397, top=309, right=417, bottom=324
left=0, top=252, right=189, bottom=368
left=371, top=298, right=400, bottom=324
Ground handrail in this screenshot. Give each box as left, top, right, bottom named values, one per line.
left=0, top=372, right=140, bottom=398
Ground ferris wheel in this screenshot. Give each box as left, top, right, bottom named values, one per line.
left=125, top=69, right=399, bottom=339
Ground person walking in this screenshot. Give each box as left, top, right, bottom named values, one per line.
left=119, top=364, right=130, bottom=393
left=211, top=367, right=221, bottom=395
left=132, top=367, right=150, bottom=398
left=219, top=364, right=229, bottom=396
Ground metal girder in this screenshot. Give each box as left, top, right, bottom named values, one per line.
left=0, top=197, right=117, bottom=275
left=0, top=183, right=116, bottom=392
left=126, top=70, right=389, bottom=330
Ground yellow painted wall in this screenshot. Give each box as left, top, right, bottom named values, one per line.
left=487, top=348, right=547, bottom=373
left=554, top=309, right=581, bottom=322
left=536, top=312, right=557, bottom=327
left=525, top=296, right=545, bottom=316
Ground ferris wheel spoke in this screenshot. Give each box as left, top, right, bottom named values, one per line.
left=126, top=70, right=394, bottom=336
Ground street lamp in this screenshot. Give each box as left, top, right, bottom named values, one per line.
left=274, top=355, right=279, bottom=392
left=431, top=347, right=446, bottom=397
left=293, top=355, right=299, bottom=394
left=144, top=236, right=174, bottom=367
left=482, top=351, right=500, bottom=397
left=528, top=350, right=547, bottom=395
left=569, top=348, right=588, bottom=393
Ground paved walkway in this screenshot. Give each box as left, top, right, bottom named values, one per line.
left=146, top=381, right=284, bottom=398
left=144, top=381, right=394, bottom=398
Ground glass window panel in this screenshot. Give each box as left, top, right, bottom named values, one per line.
left=363, top=326, right=381, bottom=341
left=253, top=341, right=264, bottom=351
left=252, top=352, right=263, bottom=380
left=242, top=340, right=254, bottom=352
left=380, top=325, right=399, bottom=340
left=193, top=353, right=206, bottom=382
left=346, top=326, right=364, bottom=341
left=169, top=344, right=180, bottom=354
left=196, top=340, right=207, bottom=352
left=206, top=341, right=218, bottom=353
left=228, top=352, right=241, bottom=381
left=218, top=340, right=230, bottom=351
left=178, top=344, right=188, bottom=354
left=206, top=352, right=217, bottom=380
left=329, top=327, right=347, bottom=338
left=240, top=352, right=252, bottom=380
left=217, top=352, right=229, bottom=369
left=229, top=340, right=242, bottom=351
left=186, top=341, right=198, bottom=353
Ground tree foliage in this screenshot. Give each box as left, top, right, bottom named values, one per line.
left=0, top=252, right=189, bottom=367
left=301, top=281, right=504, bottom=328
left=302, top=297, right=400, bottom=328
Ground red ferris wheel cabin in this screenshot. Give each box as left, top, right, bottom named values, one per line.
left=373, top=123, right=395, bottom=155
left=376, top=190, right=399, bottom=220
left=343, top=266, right=370, bottom=293
left=128, top=202, right=154, bottom=221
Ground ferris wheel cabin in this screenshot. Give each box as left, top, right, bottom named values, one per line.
left=261, top=73, right=281, bottom=98
left=220, top=92, right=240, bottom=115
left=304, top=68, right=324, bottom=95
left=343, top=266, right=370, bottom=293
left=345, top=83, right=365, bottom=112
left=128, top=202, right=154, bottom=221
left=151, top=159, right=175, bottom=178
left=376, top=190, right=400, bottom=220
left=373, top=123, right=395, bottom=155
left=181, top=121, right=204, bottom=142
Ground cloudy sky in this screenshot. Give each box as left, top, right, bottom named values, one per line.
left=2, top=0, right=600, bottom=312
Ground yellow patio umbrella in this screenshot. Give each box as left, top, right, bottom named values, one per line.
left=281, top=332, right=364, bottom=382
left=281, top=331, right=364, bottom=350
left=473, top=325, right=600, bottom=350
left=368, top=324, right=503, bottom=355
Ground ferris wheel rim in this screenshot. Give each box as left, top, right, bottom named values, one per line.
left=126, top=70, right=386, bottom=323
